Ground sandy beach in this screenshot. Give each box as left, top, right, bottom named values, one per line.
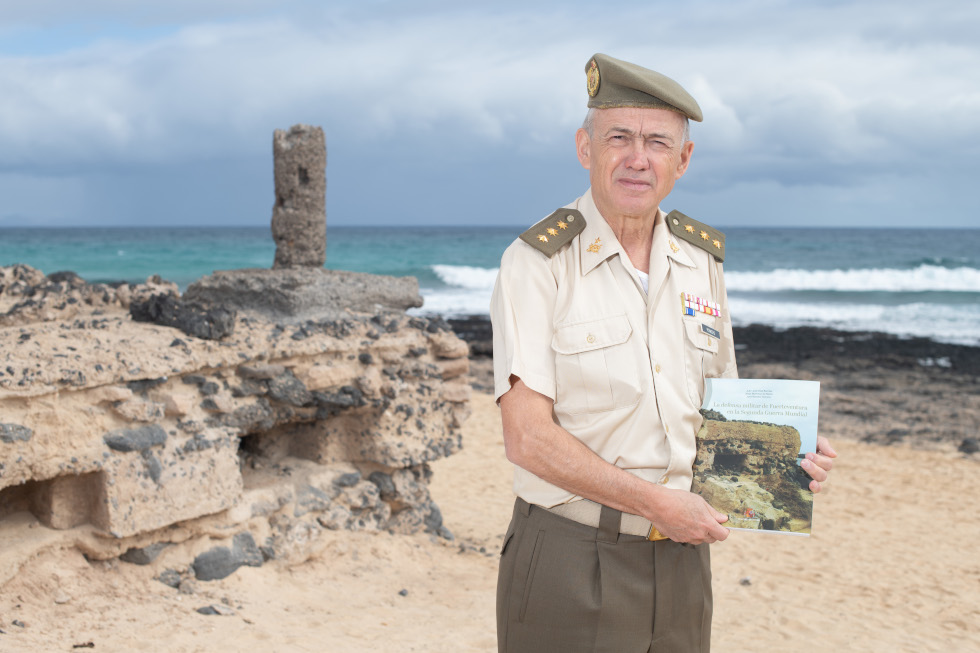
left=2, top=328, right=979, bottom=652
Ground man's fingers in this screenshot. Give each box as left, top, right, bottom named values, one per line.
left=710, top=522, right=730, bottom=542
left=800, top=456, right=827, bottom=482
left=816, top=436, right=838, bottom=459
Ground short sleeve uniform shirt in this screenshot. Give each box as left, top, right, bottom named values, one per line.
left=491, top=189, right=738, bottom=507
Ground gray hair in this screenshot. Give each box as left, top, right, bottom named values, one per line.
left=581, top=107, right=690, bottom=145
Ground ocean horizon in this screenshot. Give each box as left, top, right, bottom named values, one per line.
left=2, top=225, right=978, bottom=347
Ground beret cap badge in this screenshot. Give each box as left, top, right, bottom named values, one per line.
left=586, top=59, right=600, bottom=97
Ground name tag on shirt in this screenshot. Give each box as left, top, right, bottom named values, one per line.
left=701, top=324, right=721, bottom=339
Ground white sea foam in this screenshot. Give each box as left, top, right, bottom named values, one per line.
left=730, top=298, right=980, bottom=346
left=726, top=265, right=980, bottom=293
left=431, top=264, right=498, bottom=290
left=415, top=264, right=980, bottom=345
left=413, top=287, right=494, bottom=317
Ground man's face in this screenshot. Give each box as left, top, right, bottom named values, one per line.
left=576, top=107, right=694, bottom=222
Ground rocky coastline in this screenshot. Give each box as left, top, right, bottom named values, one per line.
left=0, top=260, right=473, bottom=591
left=447, top=314, right=980, bottom=454
left=1, top=268, right=978, bottom=652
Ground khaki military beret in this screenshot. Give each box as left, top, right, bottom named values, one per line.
left=585, top=53, right=703, bottom=122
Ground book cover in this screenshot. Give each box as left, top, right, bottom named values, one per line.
left=693, top=378, right=820, bottom=536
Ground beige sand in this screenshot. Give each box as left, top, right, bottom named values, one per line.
left=1, top=390, right=978, bottom=652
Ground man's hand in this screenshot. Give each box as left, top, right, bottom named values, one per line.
left=801, top=435, right=837, bottom=492
left=647, top=488, right=730, bottom=545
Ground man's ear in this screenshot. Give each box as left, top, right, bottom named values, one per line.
left=575, top=128, right=591, bottom=170
left=675, top=140, right=694, bottom=180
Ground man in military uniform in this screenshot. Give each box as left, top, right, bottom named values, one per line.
left=490, top=53, right=836, bottom=652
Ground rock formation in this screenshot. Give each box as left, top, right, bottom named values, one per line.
left=183, top=267, right=423, bottom=323
left=0, top=274, right=470, bottom=584
left=270, top=124, right=327, bottom=269
left=0, top=264, right=178, bottom=327
left=0, top=122, right=472, bottom=589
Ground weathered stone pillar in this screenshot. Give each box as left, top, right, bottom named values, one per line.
left=271, top=124, right=327, bottom=269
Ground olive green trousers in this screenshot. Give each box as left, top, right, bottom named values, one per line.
left=496, top=498, right=713, bottom=653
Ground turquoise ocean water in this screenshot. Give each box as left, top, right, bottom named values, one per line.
left=2, top=226, right=978, bottom=347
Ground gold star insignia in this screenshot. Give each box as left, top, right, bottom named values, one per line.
left=699, top=230, right=709, bottom=240
left=587, top=237, right=602, bottom=253
left=685, top=225, right=695, bottom=233
left=537, top=234, right=548, bottom=243
left=713, top=239, right=722, bottom=249
left=669, top=241, right=680, bottom=253
left=547, top=228, right=558, bottom=236
left=557, top=221, right=568, bottom=230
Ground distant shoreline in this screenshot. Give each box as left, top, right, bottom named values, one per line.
left=446, top=315, right=980, bottom=371
left=447, top=315, right=980, bottom=453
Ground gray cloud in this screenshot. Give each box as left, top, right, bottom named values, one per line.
left=0, top=0, right=977, bottom=226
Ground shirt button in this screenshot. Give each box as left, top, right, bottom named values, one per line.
left=586, top=334, right=596, bottom=344
left=659, top=476, right=670, bottom=485
left=655, top=364, right=662, bottom=374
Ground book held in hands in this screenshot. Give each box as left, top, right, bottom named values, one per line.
left=693, top=378, right=820, bottom=536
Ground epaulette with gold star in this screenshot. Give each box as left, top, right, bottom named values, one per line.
left=519, top=208, right=586, bottom=257
left=666, top=210, right=726, bottom=262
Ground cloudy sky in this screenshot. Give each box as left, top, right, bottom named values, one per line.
left=1, top=0, right=977, bottom=228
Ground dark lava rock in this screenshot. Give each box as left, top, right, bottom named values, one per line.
left=130, top=293, right=236, bottom=340
left=313, top=385, right=366, bottom=418
left=447, top=315, right=493, bottom=357
left=191, top=532, right=263, bottom=581
left=183, top=268, right=422, bottom=321
left=0, top=423, right=33, bottom=443
left=959, top=438, right=979, bottom=455
left=121, top=542, right=171, bottom=566
left=294, top=484, right=334, bottom=517
left=206, top=399, right=275, bottom=432
left=423, top=502, right=444, bottom=535
left=46, top=270, right=85, bottom=286
left=196, top=604, right=235, bottom=616
left=368, top=471, right=397, bottom=501
left=156, top=568, right=182, bottom=588
left=142, top=451, right=163, bottom=483
left=127, top=377, right=168, bottom=393
left=103, top=424, right=167, bottom=452
left=237, top=364, right=286, bottom=380
left=266, top=371, right=313, bottom=407
left=334, top=471, right=362, bottom=488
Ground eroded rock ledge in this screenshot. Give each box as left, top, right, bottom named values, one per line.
left=0, top=265, right=471, bottom=586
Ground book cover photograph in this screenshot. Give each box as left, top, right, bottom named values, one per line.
left=693, top=378, right=820, bottom=536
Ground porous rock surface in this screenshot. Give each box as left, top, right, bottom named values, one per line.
left=0, top=264, right=470, bottom=586
left=183, top=268, right=423, bottom=323
left=270, top=124, right=327, bottom=269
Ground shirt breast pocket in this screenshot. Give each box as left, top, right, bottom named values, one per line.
left=682, top=317, right=720, bottom=406
left=552, top=314, right=640, bottom=414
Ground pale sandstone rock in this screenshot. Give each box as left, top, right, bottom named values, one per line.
left=427, top=331, right=469, bottom=359
left=440, top=382, right=471, bottom=404
left=91, top=386, right=134, bottom=404
left=162, top=393, right=196, bottom=417
left=436, top=358, right=469, bottom=381
left=96, top=429, right=243, bottom=538
left=112, top=398, right=166, bottom=422
left=30, top=473, right=101, bottom=530
left=0, top=270, right=470, bottom=582
left=300, top=363, right=355, bottom=390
